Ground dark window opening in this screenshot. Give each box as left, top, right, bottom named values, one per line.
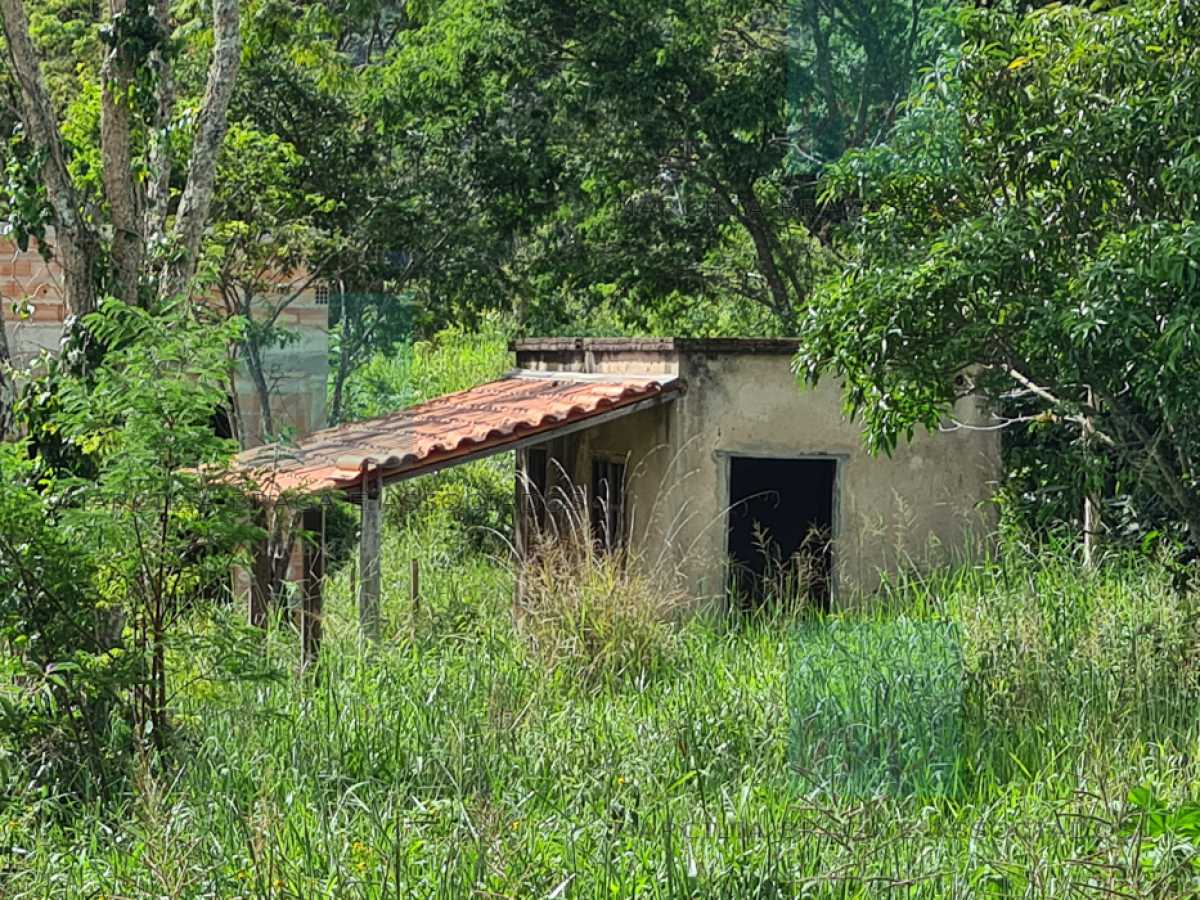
left=524, top=446, right=549, bottom=533
left=591, top=458, right=626, bottom=551
left=727, top=456, right=836, bottom=611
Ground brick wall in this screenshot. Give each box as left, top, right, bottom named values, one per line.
left=0, top=237, right=330, bottom=444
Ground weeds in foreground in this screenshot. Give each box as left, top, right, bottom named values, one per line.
left=515, top=478, right=689, bottom=688
left=2, top=535, right=1200, bottom=896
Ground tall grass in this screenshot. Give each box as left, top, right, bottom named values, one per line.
left=4, top=329, right=1199, bottom=895
left=4, top=532, right=1200, bottom=897
left=515, top=480, right=690, bottom=688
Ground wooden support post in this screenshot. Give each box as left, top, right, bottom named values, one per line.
left=1083, top=491, right=1100, bottom=569
left=1083, top=387, right=1101, bottom=570
left=358, top=469, right=382, bottom=640
left=410, top=558, right=420, bottom=615
left=301, top=504, right=325, bottom=670
left=249, top=505, right=271, bottom=629
left=514, top=450, right=528, bottom=605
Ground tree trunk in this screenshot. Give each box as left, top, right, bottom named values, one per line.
left=733, top=182, right=797, bottom=327
left=100, top=0, right=144, bottom=306
left=242, top=335, right=275, bottom=445
left=1083, top=490, right=1100, bottom=569
left=1082, top=388, right=1100, bottom=569
left=358, top=472, right=382, bottom=641
left=329, top=319, right=355, bottom=426
left=160, top=0, right=241, bottom=300
left=58, top=230, right=99, bottom=328
left=0, top=311, right=12, bottom=438
left=0, top=0, right=98, bottom=320
left=143, top=0, right=174, bottom=250
left=807, top=2, right=842, bottom=141
left=226, top=375, right=246, bottom=448
left=300, top=505, right=325, bottom=671
left=267, top=507, right=295, bottom=611
left=150, top=601, right=166, bottom=752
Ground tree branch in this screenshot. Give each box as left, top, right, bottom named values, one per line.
left=161, top=0, right=241, bottom=300
left=1000, top=365, right=1117, bottom=447
left=144, top=0, right=175, bottom=249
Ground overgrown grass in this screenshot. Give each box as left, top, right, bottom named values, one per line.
left=3, top=327, right=1199, bottom=895
left=4, top=532, right=1200, bottom=896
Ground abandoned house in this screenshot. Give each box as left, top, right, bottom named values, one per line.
left=233, top=337, right=999, bottom=659
left=0, top=232, right=998, bottom=639
left=509, top=339, right=998, bottom=606
left=1, top=228, right=999, bottom=631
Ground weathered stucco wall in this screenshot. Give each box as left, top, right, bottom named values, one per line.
left=670, top=351, right=998, bottom=605
left=515, top=340, right=1000, bottom=609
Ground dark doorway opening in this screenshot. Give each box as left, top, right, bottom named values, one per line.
left=727, top=456, right=836, bottom=610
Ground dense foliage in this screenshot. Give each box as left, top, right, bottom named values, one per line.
left=0, top=302, right=261, bottom=792
left=801, top=0, right=1200, bottom=550
left=375, top=0, right=947, bottom=334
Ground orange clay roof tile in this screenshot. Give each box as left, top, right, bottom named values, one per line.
left=233, top=371, right=681, bottom=500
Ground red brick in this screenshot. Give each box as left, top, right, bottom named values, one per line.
left=31, top=303, right=63, bottom=322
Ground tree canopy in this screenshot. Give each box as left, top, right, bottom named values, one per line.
left=372, top=0, right=946, bottom=334
left=800, top=0, right=1200, bottom=548
left=3, top=0, right=1199, bottom=548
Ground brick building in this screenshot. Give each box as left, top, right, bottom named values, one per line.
left=0, top=235, right=330, bottom=446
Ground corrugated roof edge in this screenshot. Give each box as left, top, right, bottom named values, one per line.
left=510, top=337, right=801, bottom=354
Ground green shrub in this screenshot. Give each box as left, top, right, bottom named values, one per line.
left=0, top=301, right=261, bottom=795
left=0, top=445, right=129, bottom=795
left=383, top=458, right=512, bottom=557
left=517, top=542, right=685, bottom=687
